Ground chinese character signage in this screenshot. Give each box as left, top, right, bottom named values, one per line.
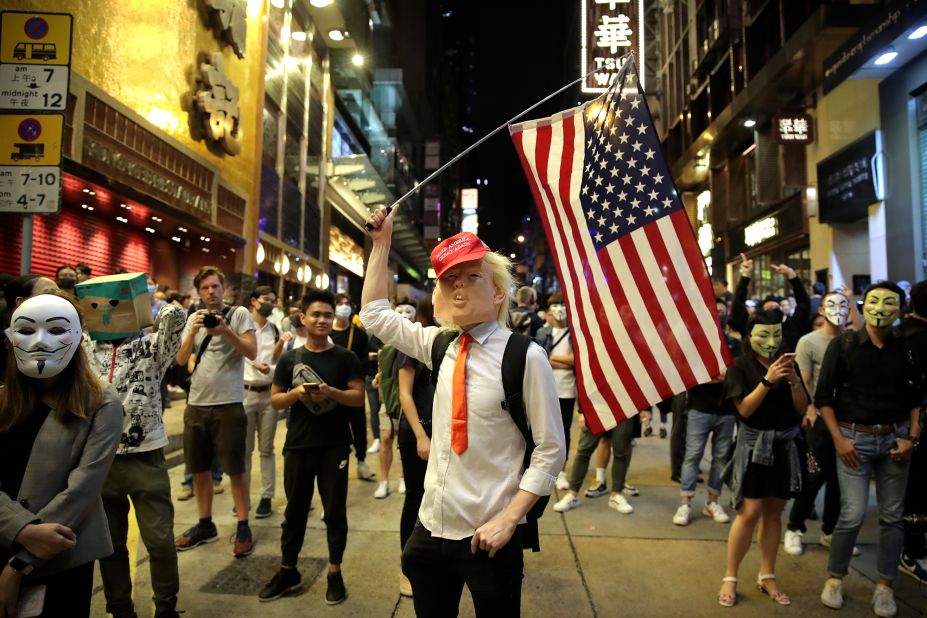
left=773, top=112, right=813, bottom=145
left=581, top=0, right=643, bottom=94
left=194, top=52, right=241, bottom=156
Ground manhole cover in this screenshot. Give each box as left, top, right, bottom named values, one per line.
left=200, top=555, right=326, bottom=596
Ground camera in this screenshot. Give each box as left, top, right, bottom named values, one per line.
left=202, top=311, right=222, bottom=328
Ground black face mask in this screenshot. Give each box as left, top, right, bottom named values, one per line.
left=291, top=314, right=302, bottom=328
left=257, top=302, right=274, bottom=318
left=57, top=277, right=76, bottom=290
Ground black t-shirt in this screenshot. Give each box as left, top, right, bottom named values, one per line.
left=273, top=345, right=364, bottom=451
left=396, top=353, right=434, bottom=448
left=331, top=323, right=369, bottom=363
left=0, top=403, right=49, bottom=561
left=722, top=353, right=802, bottom=431
left=687, top=335, right=742, bottom=414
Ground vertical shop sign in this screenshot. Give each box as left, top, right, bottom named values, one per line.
left=581, top=0, right=644, bottom=94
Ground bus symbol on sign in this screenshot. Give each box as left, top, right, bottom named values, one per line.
left=13, top=42, right=56, bottom=61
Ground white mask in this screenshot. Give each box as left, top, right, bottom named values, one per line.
left=550, top=304, right=567, bottom=323
left=822, top=293, right=849, bottom=327
left=334, top=305, right=352, bottom=321
left=395, top=304, right=416, bottom=322
left=7, top=295, right=82, bottom=379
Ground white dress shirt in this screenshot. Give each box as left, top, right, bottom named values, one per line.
left=360, top=299, right=565, bottom=540
left=244, top=319, right=277, bottom=385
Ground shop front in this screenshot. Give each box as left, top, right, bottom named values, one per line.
left=726, top=193, right=811, bottom=299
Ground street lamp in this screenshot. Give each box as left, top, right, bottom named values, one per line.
left=516, top=235, right=525, bottom=243
left=352, top=53, right=364, bottom=67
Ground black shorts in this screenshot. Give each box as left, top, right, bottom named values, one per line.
left=183, top=403, right=247, bottom=476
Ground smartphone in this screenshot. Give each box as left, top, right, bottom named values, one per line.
left=781, top=353, right=797, bottom=361
left=304, top=382, right=321, bottom=392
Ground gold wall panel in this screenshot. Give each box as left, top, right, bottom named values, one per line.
left=3, top=0, right=265, bottom=196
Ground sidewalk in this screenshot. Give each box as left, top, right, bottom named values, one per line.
left=90, top=414, right=927, bottom=617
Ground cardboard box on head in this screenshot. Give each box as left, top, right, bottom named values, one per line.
left=75, top=273, right=153, bottom=340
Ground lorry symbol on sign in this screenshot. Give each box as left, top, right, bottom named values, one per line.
left=13, top=42, right=57, bottom=61
left=10, top=143, right=45, bottom=161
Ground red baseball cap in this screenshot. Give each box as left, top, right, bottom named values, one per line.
left=430, top=232, right=491, bottom=279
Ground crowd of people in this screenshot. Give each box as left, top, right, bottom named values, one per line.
left=0, top=225, right=925, bottom=617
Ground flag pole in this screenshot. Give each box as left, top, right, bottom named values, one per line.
left=365, top=53, right=633, bottom=231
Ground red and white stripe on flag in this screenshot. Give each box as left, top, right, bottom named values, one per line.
left=509, top=65, right=732, bottom=434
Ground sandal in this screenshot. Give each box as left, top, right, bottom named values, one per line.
left=718, top=576, right=738, bottom=607
left=757, top=573, right=791, bottom=606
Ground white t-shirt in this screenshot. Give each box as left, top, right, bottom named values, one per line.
left=550, top=327, right=576, bottom=399
left=184, top=305, right=256, bottom=406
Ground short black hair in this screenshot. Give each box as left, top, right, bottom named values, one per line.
left=301, top=288, right=335, bottom=312
left=75, top=263, right=91, bottom=277
left=56, top=264, right=75, bottom=277
left=862, top=280, right=905, bottom=301
left=747, top=308, right=784, bottom=329
left=911, top=280, right=927, bottom=316
left=250, top=285, right=274, bottom=300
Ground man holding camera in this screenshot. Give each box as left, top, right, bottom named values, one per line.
left=259, top=288, right=365, bottom=605
left=174, top=266, right=257, bottom=557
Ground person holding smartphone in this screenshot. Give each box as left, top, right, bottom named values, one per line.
left=259, top=288, right=365, bottom=606
left=816, top=282, right=924, bottom=617
left=718, top=309, right=808, bottom=608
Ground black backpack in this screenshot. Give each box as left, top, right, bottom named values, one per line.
left=430, top=330, right=549, bottom=552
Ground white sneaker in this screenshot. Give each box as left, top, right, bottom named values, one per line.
left=783, top=530, right=804, bottom=556
left=398, top=478, right=406, bottom=494
left=608, top=493, right=633, bottom=514
left=820, top=577, right=843, bottom=609
left=872, top=583, right=897, bottom=618
left=819, top=533, right=861, bottom=557
left=367, top=439, right=381, bottom=454
left=553, top=493, right=581, bottom=513
left=356, top=460, right=375, bottom=481
left=672, top=503, right=692, bottom=526
left=555, top=472, right=570, bottom=491
left=374, top=481, right=389, bottom=499
left=703, top=501, right=730, bottom=523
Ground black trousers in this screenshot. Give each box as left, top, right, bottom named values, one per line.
left=399, top=444, right=427, bottom=550
left=559, top=398, right=575, bottom=458
left=788, top=420, right=840, bottom=535
left=402, top=523, right=524, bottom=618
left=28, top=560, right=94, bottom=617
left=281, top=446, right=350, bottom=566
left=348, top=407, right=368, bottom=461
left=904, top=440, right=927, bottom=558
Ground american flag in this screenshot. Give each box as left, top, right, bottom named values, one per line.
left=509, top=61, right=732, bottom=433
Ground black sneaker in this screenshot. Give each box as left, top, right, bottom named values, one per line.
left=255, top=498, right=273, bottom=519
left=175, top=524, right=218, bottom=551
left=325, top=571, right=347, bottom=605
left=584, top=482, right=609, bottom=498
left=259, top=568, right=302, bottom=602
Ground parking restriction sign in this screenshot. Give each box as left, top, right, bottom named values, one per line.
left=0, top=12, right=72, bottom=65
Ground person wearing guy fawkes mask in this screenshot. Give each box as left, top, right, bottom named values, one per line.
left=718, top=309, right=809, bottom=607
left=244, top=286, right=283, bottom=519
left=331, top=293, right=375, bottom=482
left=535, top=292, right=576, bottom=491
left=816, top=281, right=925, bottom=617
left=730, top=254, right=810, bottom=352
left=784, top=288, right=862, bottom=558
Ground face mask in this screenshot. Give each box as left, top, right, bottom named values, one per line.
left=863, top=289, right=901, bottom=328
left=57, top=277, right=76, bottom=290
left=147, top=284, right=157, bottom=296
left=822, top=294, right=849, bottom=327
left=291, top=314, right=302, bottom=329
left=257, top=302, right=274, bottom=318
left=749, top=323, right=782, bottom=359
left=395, top=304, right=416, bottom=322
left=7, top=295, right=82, bottom=378
left=335, top=305, right=352, bottom=321
left=550, top=304, right=567, bottom=323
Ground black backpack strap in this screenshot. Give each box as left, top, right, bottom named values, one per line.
left=501, top=332, right=547, bottom=552
left=430, top=330, right=460, bottom=388
left=270, top=322, right=280, bottom=343
left=192, top=305, right=237, bottom=374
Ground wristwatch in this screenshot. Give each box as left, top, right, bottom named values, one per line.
left=760, top=377, right=774, bottom=389
left=8, top=556, right=34, bottom=575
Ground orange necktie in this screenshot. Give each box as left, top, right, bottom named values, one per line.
left=451, top=333, right=473, bottom=455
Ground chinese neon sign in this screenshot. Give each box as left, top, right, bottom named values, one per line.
left=581, top=0, right=644, bottom=94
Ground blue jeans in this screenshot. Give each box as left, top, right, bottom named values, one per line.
left=680, top=410, right=735, bottom=498
left=827, top=425, right=911, bottom=580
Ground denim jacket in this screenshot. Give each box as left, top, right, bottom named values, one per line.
left=723, top=424, right=801, bottom=510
